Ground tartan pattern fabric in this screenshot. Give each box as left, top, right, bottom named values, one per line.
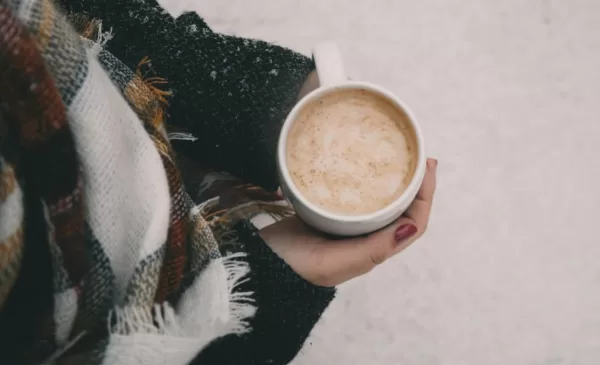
left=89, top=45, right=190, bottom=304
left=0, top=1, right=85, bottom=292
left=0, top=0, right=291, bottom=363
left=0, top=159, right=23, bottom=310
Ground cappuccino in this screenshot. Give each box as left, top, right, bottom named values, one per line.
left=286, top=89, right=418, bottom=216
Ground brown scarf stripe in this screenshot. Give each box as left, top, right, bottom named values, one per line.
left=153, top=139, right=189, bottom=303
left=0, top=226, right=25, bottom=265
left=37, top=0, right=55, bottom=50
left=0, top=5, right=87, bottom=283
left=0, top=161, right=16, bottom=202
left=0, top=226, right=23, bottom=304
left=0, top=158, right=24, bottom=311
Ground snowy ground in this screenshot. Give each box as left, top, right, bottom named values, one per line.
left=162, top=1, right=600, bottom=364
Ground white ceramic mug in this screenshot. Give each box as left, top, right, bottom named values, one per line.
left=277, top=42, right=426, bottom=236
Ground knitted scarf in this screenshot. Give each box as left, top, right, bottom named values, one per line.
left=0, top=0, right=289, bottom=363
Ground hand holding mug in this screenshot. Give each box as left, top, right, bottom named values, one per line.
left=263, top=42, right=436, bottom=286
left=260, top=158, right=437, bottom=287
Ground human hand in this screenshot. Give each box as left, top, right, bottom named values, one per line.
left=259, top=158, right=437, bottom=287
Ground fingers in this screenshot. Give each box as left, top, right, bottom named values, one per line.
left=333, top=158, right=438, bottom=279
left=416, top=158, right=437, bottom=202
left=321, top=222, right=401, bottom=283
left=404, top=158, right=437, bottom=231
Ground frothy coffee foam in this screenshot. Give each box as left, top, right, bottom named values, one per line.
left=286, top=89, right=417, bottom=216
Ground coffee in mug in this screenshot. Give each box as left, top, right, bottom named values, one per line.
left=286, top=89, right=418, bottom=216
left=277, top=42, right=426, bottom=236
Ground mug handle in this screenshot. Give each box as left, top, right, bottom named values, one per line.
left=313, top=42, right=347, bottom=87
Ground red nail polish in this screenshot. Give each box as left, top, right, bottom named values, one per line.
left=395, top=224, right=417, bottom=243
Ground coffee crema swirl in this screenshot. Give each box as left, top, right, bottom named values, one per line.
left=286, top=89, right=418, bottom=216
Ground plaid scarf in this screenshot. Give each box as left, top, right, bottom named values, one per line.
left=0, top=0, right=290, bottom=363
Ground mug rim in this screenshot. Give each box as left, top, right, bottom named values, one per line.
left=277, top=81, right=426, bottom=223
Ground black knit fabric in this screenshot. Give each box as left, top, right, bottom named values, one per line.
left=191, top=220, right=336, bottom=365
left=58, top=0, right=315, bottom=191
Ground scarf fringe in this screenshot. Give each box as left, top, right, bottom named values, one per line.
left=108, top=252, right=255, bottom=338
left=168, top=132, right=198, bottom=142
left=89, top=21, right=113, bottom=56
left=221, top=253, right=255, bottom=334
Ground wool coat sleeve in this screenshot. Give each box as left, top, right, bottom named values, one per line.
left=58, top=0, right=315, bottom=191
left=191, top=220, right=335, bottom=365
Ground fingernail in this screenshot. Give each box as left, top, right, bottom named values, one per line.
left=395, top=224, right=417, bottom=244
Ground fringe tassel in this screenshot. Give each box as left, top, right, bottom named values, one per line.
left=89, top=22, right=113, bottom=56
left=168, top=132, right=198, bottom=142
left=135, top=56, right=172, bottom=105
left=107, top=253, right=255, bottom=338
left=67, top=14, right=101, bottom=40
left=95, top=22, right=113, bottom=47
left=219, top=253, right=256, bottom=334
left=211, top=200, right=293, bottom=227
left=109, top=304, right=181, bottom=337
